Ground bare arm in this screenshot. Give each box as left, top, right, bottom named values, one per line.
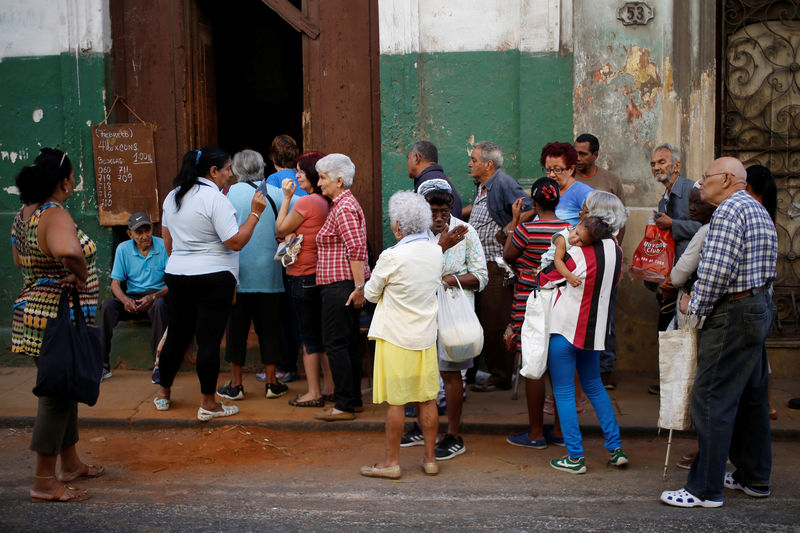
left=553, top=236, right=581, bottom=287
left=224, top=191, right=267, bottom=251
left=38, top=207, right=88, bottom=288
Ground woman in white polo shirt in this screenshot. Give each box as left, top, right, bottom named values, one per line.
left=154, top=146, right=266, bottom=421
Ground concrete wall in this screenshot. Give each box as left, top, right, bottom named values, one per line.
left=0, top=0, right=113, bottom=358
left=571, top=0, right=717, bottom=373
left=379, top=0, right=575, bottom=245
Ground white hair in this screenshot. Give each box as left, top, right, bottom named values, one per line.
left=232, top=149, right=265, bottom=182
left=388, top=191, right=432, bottom=237
left=652, top=143, right=681, bottom=164
left=316, top=153, right=356, bottom=188
left=584, top=190, right=628, bottom=232
left=474, top=141, right=504, bottom=169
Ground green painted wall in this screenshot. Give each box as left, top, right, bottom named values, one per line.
left=0, top=53, right=113, bottom=364
left=380, top=51, right=574, bottom=245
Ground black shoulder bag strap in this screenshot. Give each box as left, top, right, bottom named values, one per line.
left=247, top=181, right=278, bottom=219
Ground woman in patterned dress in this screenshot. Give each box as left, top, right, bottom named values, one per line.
left=11, top=148, right=102, bottom=502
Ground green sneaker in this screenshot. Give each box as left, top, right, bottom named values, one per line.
left=609, top=447, right=629, bottom=467
left=550, top=455, right=586, bottom=474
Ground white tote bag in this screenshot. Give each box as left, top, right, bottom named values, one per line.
left=519, top=287, right=556, bottom=380
left=437, top=279, right=484, bottom=362
left=657, top=327, right=698, bottom=431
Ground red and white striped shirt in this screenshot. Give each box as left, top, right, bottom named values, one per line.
left=315, top=189, right=371, bottom=286
left=539, top=239, right=622, bottom=351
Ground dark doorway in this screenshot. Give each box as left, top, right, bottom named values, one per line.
left=198, top=0, right=303, bottom=162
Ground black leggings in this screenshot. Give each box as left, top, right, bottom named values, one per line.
left=159, top=271, right=236, bottom=395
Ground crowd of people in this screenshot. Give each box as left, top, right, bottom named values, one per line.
left=10, top=133, right=784, bottom=507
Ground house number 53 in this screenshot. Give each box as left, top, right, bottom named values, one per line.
left=617, top=2, right=654, bottom=26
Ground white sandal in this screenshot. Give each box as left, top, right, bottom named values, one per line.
left=197, top=403, right=239, bottom=421
left=153, top=396, right=170, bottom=411
left=660, top=488, right=723, bottom=508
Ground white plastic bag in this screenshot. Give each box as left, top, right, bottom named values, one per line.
left=520, top=287, right=556, bottom=379
left=657, top=327, right=698, bottom=431
left=437, top=279, right=483, bottom=362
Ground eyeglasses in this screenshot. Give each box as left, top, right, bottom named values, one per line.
left=701, top=171, right=727, bottom=181
left=543, top=167, right=569, bottom=175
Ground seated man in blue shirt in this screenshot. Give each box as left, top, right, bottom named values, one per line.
left=98, top=212, right=169, bottom=383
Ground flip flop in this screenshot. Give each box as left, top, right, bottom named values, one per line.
left=57, top=464, right=105, bottom=483
left=30, top=484, right=91, bottom=503
left=288, top=395, right=325, bottom=407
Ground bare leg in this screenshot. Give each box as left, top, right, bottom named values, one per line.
left=418, top=399, right=438, bottom=464
left=320, top=352, right=335, bottom=397
left=264, top=363, right=278, bottom=385
left=227, top=362, right=243, bottom=388
left=442, top=371, right=463, bottom=438
left=524, top=376, right=545, bottom=441
left=31, top=451, right=90, bottom=501
left=375, top=404, right=404, bottom=467
left=298, top=348, right=322, bottom=402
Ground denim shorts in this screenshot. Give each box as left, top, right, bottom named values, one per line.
left=286, top=273, right=324, bottom=354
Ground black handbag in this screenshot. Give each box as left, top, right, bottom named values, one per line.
left=32, top=288, right=103, bottom=406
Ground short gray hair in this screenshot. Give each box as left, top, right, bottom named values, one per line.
left=388, top=191, right=432, bottom=237
left=474, top=141, right=504, bottom=169
left=316, top=153, right=356, bottom=189
left=652, top=143, right=681, bottom=164
left=232, top=149, right=265, bottom=182
left=584, top=190, right=628, bottom=232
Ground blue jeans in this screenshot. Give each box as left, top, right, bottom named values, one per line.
left=685, top=291, right=774, bottom=500
left=548, top=334, right=622, bottom=459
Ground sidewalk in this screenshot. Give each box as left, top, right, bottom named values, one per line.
left=1, top=367, right=797, bottom=437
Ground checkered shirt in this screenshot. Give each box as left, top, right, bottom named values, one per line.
left=468, top=185, right=503, bottom=261
left=315, top=189, right=371, bottom=285
left=689, top=190, right=777, bottom=316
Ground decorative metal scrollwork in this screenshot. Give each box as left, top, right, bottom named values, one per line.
left=721, top=0, right=800, bottom=340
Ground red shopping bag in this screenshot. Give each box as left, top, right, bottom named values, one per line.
left=630, top=223, right=675, bottom=283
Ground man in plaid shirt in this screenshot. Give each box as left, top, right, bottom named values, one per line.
left=661, top=157, right=777, bottom=508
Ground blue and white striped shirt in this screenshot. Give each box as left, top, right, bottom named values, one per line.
left=689, top=190, right=777, bottom=316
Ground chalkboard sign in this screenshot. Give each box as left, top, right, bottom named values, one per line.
left=91, top=123, right=160, bottom=226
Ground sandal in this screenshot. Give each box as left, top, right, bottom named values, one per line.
left=288, top=395, right=325, bottom=408
left=153, top=396, right=170, bottom=411
left=57, top=464, right=105, bottom=483
left=30, top=484, right=91, bottom=503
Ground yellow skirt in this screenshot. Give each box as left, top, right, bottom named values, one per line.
left=372, top=339, right=439, bottom=406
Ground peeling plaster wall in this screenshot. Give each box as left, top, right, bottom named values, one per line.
left=0, top=0, right=113, bottom=351
left=379, top=0, right=574, bottom=246
left=573, top=0, right=717, bottom=373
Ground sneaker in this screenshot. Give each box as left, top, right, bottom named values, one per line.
left=151, top=368, right=160, bottom=385
left=435, top=434, right=466, bottom=460
left=608, top=447, right=629, bottom=467
left=276, top=371, right=299, bottom=383
left=216, top=380, right=244, bottom=401
left=400, top=422, right=425, bottom=447
left=660, top=488, right=723, bottom=508
left=255, top=372, right=267, bottom=382
left=724, top=471, right=771, bottom=498
left=101, top=366, right=113, bottom=381
left=506, top=431, right=547, bottom=449
left=550, top=455, right=586, bottom=474
left=266, top=382, right=289, bottom=399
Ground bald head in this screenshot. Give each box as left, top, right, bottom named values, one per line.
left=700, top=156, right=747, bottom=205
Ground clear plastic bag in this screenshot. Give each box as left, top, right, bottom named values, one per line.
left=437, top=278, right=483, bottom=362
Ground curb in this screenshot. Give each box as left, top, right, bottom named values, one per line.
left=1, top=416, right=798, bottom=439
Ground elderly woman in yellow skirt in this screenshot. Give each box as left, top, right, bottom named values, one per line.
left=361, top=191, right=444, bottom=479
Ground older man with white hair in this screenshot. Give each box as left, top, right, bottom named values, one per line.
left=661, top=157, right=777, bottom=508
